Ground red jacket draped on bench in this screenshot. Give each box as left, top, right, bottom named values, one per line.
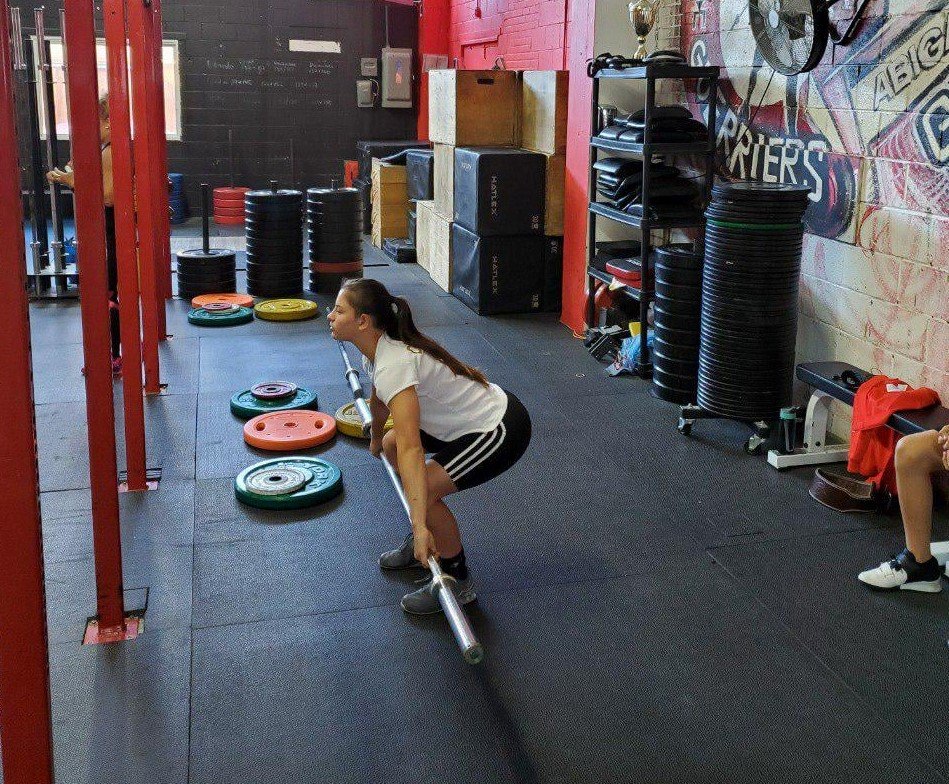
left=849, top=375, right=940, bottom=495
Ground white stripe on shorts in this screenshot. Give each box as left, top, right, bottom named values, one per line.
left=451, top=423, right=507, bottom=482
left=442, top=430, right=494, bottom=474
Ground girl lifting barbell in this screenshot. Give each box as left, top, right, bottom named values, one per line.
left=328, top=278, right=532, bottom=615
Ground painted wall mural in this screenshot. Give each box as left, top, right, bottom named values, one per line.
left=677, top=0, right=949, bottom=408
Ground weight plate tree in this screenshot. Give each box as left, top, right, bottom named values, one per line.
left=177, top=183, right=237, bottom=299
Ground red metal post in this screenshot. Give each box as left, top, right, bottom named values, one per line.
left=0, top=2, right=55, bottom=779
left=64, top=0, right=137, bottom=642
left=127, top=0, right=163, bottom=394
left=150, top=0, right=173, bottom=306
left=105, top=0, right=149, bottom=491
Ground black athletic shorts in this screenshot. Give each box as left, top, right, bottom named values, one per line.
left=420, top=391, right=531, bottom=492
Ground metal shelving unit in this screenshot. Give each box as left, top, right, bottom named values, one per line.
left=586, top=62, right=720, bottom=377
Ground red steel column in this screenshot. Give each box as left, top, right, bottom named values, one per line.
left=0, top=2, right=55, bottom=779
left=64, top=0, right=130, bottom=636
left=105, top=0, right=148, bottom=490
left=149, top=0, right=173, bottom=311
left=128, top=0, right=163, bottom=394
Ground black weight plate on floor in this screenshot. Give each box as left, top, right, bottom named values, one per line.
left=176, top=265, right=238, bottom=282
left=655, top=244, right=703, bottom=269
left=711, top=181, right=811, bottom=199
left=306, top=201, right=361, bottom=212
left=652, top=378, right=695, bottom=404
left=705, top=208, right=805, bottom=224
left=308, top=238, right=363, bottom=251
left=654, top=296, right=701, bottom=317
left=178, top=278, right=238, bottom=292
left=245, top=236, right=304, bottom=249
left=177, top=285, right=236, bottom=299
left=245, top=226, right=303, bottom=240
left=245, top=247, right=303, bottom=261
left=654, top=306, right=700, bottom=329
left=306, top=204, right=362, bottom=217
left=246, top=260, right=303, bottom=275
left=177, top=263, right=236, bottom=278
left=700, top=318, right=798, bottom=341
left=246, top=254, right=303, bottom=268
left=652, top=352, right=698, bottom=378
left=306, top=210, right=363, bottom=224
left=697, top=374, right=792, bottom=400
left=655, top=266, right=703, bottom=286
left=655, top=280, right=702, bottom=301
left=308, top=249, right=364, bottom=264
left=702, top=264, right=801, bottom=282
left=177, top=248, right=237, bottom=262
left=308, top=242, right=363, bottom=256
left=653, top=338, right=699, bottom=361
left=308, top=243, right=362, bottom=256
left=245, top=208, right=303, bottom=222
left=246, top=268, right=303, bottom=283
left=245, top=246, right=303, bottom=260
left=654, top=325, right=700, bottom=348
left=177, top=256, right=236, bottom=271
left=306, top=187, right=359, bottom=200
left=705, top=231, right=803, bottom=247
left=245, top=188, right=302, bottom=201
left=653, top=365, right=698, bottom=391
left=307, top=224, right=363, bottom=238
left=701, top=287, right=800, bottom=309
left=177, top=272, right=237, bottom=287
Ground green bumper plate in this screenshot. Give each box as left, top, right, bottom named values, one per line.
left=229, top=387, right=319, bottom=419
left=188, top=306, right=255, bottom=327
left=235, top=457, right=342, bottom=510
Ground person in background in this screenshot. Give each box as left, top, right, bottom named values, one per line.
left=859, top=426, right=949, bottom=592
left=48, top=94, right=121, bottom=376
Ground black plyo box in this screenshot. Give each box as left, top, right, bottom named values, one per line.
left=453, top=147, right=545, bottom=236
left=406, top=150, right=435, bottom=201
left=356, top=140, right=430, bottom=182
left=542, top=236, right=563, bottom=313
left=451, top=224, right=544, bottom=315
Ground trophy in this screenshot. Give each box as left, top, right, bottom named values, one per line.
left=628, top=0, right=662, bottom=61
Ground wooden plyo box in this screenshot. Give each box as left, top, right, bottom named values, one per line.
left=371, top=159, right=408, bottom=248
left=428, top=69, right=519, bottom=147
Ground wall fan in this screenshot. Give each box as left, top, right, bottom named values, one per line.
left=749, top=0, right=871, bottom=75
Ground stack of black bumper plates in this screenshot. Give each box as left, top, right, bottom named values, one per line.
left=307, top=187, right=363, bottom=294
left=653, top=244, right=703, bottom=404
left=698, top=181, right=811, bottom=421
left=245, top=189, right=304, bottom=298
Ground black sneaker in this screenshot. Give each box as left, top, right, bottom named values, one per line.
left=858, top=548, right=943, bottom=593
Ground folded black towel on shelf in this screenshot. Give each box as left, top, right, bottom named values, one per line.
left=592, top=157, right=642, bottom=177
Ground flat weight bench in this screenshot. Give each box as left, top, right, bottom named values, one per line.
left=770, top=361, right=949, bottom=567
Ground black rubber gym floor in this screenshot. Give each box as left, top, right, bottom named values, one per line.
left=24, top=240, right=949, bottom=784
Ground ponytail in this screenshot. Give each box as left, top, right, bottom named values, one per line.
left=342, top=279, right=489, bottom=386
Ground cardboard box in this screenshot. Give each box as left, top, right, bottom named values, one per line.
left=451, top=224, right=544, bottom=315
left=544, top=154, right=565, bottom=236
left=453, top=147, right=545, bottom=236
left=521, top=71, right=569, bottom=155
left=428, top=70, right=520, bottom=147
left=434, top=143, right=454, bottom=219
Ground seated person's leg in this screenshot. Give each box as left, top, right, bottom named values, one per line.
left=858, top=431, right=945, bottom=593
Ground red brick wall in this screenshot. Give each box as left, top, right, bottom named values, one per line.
left=448, top=0, right=569, bottom=70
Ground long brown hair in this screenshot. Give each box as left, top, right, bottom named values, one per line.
left=341, top=278, right=489, bottom=386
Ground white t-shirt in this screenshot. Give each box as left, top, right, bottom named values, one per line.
left=364, top=334, right=508, bottom=442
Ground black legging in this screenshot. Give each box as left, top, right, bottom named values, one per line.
left=104, top=206, right=120, bottom=359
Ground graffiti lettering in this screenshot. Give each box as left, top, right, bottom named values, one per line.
left=873, top=19, right=948, bottom=110
left=717, top=106, right=828, bottom=201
